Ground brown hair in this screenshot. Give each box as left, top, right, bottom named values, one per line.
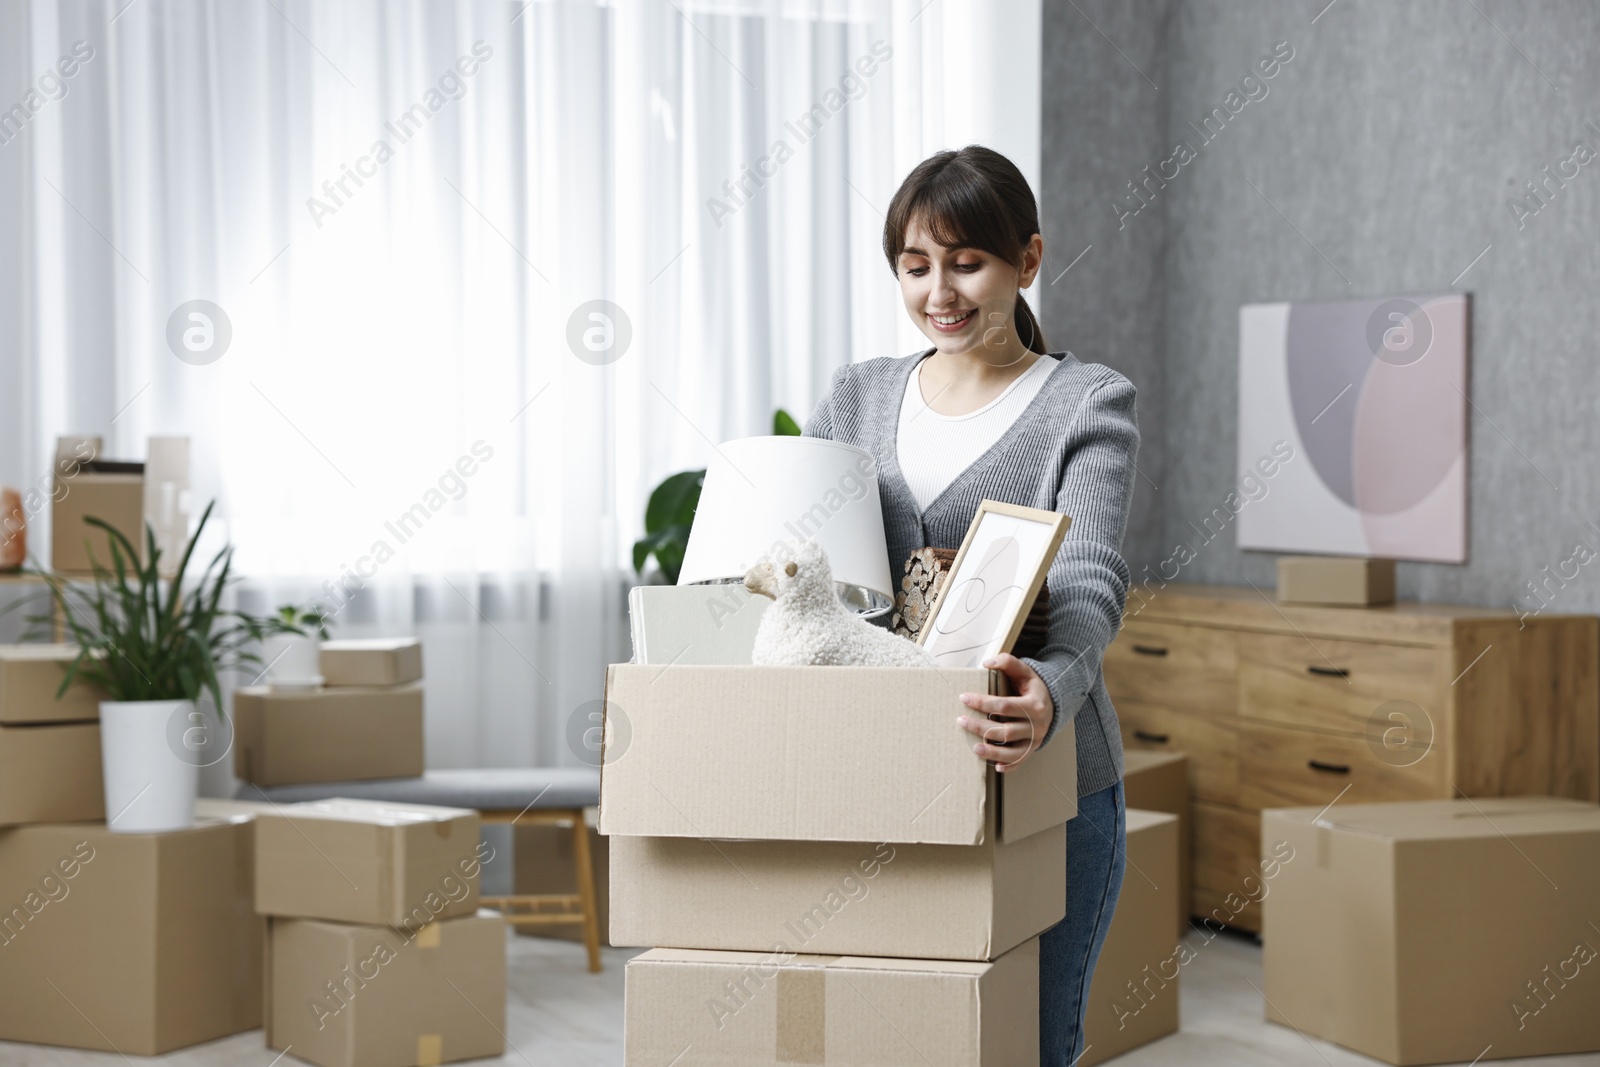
left=883, top=145, right=1047, bottom=354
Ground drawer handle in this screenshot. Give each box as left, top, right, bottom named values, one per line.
left=1134, top=730, right=1170, bottom=744
left=1307, top=759, right=1351, bottom=775
left=1306, top=665, right=1349, bottom=678
left=1132, top=645, right=1169, bottom=657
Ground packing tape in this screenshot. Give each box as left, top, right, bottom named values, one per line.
left=415, top=922, right=441, bottom=948
left=416, top=1033, right=443, bottom=1066
left=775, top=969, right=825, bottom=1065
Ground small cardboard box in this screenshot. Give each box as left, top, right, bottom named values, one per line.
left=0, top=816, right=262, bottom=1054
left=51, top=471, right=144, bottom=574
left=255, top=798, right=483, bottom=927
left=233, top=683, right=424, bottom=786
left=266, top=909, right=507, bottom=1067
left=513, top=810, right=609, bottom=946
left=1275, top=555, right=1396, bottom=605
left=0, top=720, right=104, bottom=825
left=1078, top=810, right=1181, bottom=1066
left=1263, top=797, right=1600, bottom=1065
left=1121, top=750, right=1190, bottom=939
left=320, top=638, right=425, bottom=687
left=625, top=937, right=1039, bottom=1066
left=0, top=643, right=106, bottom=724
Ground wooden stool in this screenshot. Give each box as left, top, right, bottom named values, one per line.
left=477, top=807, right=601, bottom=973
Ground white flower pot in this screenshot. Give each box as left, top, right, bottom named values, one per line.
left=263, top=633, right=323, bottom=688
left=99, top=699, right=198, bottom=833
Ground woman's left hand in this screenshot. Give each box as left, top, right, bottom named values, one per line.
left=956, top=652, right=1054, bottom=773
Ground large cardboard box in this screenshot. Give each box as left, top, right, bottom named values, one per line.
left=625, top=938, right=1039, bottom=1066
left=0, top=720, right=104, bottom=825
left=1078, top=810, right=1181, bottom=1066
left=255, top=798, right=483, bottom=927
left=51, top=471, right=144, bottom=574
left=233, top=683, right=424, bottom=785
left=320, top=638, right=424, bottom=687
left=1121, top=750, right=1190, bottom=940
left=602, top=664, right=1076, bottom=961
left=0, top=644, right=105, bottom=723
left=266, top=909, right=507, bottom=1067
left=513, top=809, right=610, bottom=946
left=1263, top=797, right=1600, bottom=1065
left=0, top=816, right=262, bottom=1054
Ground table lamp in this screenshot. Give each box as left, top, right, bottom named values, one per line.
left=677, top=436, right=894, bottom=617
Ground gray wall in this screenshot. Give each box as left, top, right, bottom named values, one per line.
left=1043, top=0, right=1600, bottom=613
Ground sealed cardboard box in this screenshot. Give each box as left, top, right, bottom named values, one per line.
left=625, top=938, right=1039, bottom=1066
left=1079, top=810, right=1181, bottom=1066
left=255, top=798, right=483, bottom=927
left=0, top=644, right=105, bottom=724
left=51, top=471, right=144, bottom=574
left=0, top=720, right=104, bottom=825
left=267, top=909, right=506, bottom=1067
left=233, top=683, right=424, bottom=786
left=513, top=809, right=609, bottom=946
left=1275, top=554, right=1395, bottom=605
left=1263, top=797, right=1600, bottom=1065
left=320, top=638, right=424, bottom=687
left=0, top=816, right=262, bottom=1054
left=1121, top=750, right=1190, bottom=940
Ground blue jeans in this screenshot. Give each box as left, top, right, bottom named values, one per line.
left=1039, top=780, right=1126, bottom=1065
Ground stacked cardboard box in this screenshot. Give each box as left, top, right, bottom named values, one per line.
left=0, top=644, right=106, bottom=825
left=233, top=638, right=425, bottom=786
left=255, top=797, right=507, bottom=1067
left=602, top=663, right=1082, bottom=1065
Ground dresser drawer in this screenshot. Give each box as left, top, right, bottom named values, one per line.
left=1238, top=720, right=1446, bottom=809
left=1118, top=700, right=1239, bottom=805
left=1105, top=620, right=1237, bottom=714
left=1191, top=800, right=1261, bottom=932
left=1237, top=632, right=1444, bottom=737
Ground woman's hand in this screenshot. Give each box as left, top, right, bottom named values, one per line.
left=956, top=652, right=1054, bottom=773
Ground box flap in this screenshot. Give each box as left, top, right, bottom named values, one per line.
left=995, top=714, right=1077, bottom=843
left=601, top=663, right=991, bottom=845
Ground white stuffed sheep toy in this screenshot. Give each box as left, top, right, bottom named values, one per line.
left=745, top=540, right=935, bottom=667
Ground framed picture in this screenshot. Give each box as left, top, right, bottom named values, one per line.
left=916, top=500, right=1070, bottom=668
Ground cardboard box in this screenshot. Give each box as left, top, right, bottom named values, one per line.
left=1263, top=797, right=1600, bottom=1065
left=1275, top=555, right=1395, bottom=605
left=513, top=810, right=609, bottom=946
left=610, top=825, right=1064, bottom=961
left=0, top=816, right=262, bottom=1054
left=0, top=643, right=106, bottom=724
left=1078, top=810, right=1181, bottom=1066
left=255, top=798, right=483, bottom=927
left=0, top=721, right=104, bottom=825
left=233, top=683, right=424, bottom=786
left=1121, top=750, right=1190, bottom=940
left=601, top=664, right=1077, bottom=845
left=625, top=937, right=1039, bottom=1066
left=320, top=638, right=425, bottom=687
left=266, top=909, right=506, bottom=1067
left=51, top=471, right=144, bottom=574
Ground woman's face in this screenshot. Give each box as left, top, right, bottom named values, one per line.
left=895, top=214, right=1043, bottom=363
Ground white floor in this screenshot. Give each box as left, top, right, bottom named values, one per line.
left=2, top=929, right=1596, bottom=1066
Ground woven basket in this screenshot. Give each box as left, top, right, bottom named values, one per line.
left=890, top=546, right=1050, bottom=659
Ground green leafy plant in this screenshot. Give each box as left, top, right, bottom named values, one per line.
left=632, top=408, right=802, bottom=582
left=270, top=603, right=331, bottom=640
left=20, top=500, right=281, bottom=714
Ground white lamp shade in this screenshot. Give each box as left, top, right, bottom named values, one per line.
left=678, top=436, right=894, bottom=615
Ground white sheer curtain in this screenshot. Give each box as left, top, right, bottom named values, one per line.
left=0, top=0, right=1039, bottom=792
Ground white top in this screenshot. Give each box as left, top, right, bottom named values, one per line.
left=896, top=353, right=1058, bottom=512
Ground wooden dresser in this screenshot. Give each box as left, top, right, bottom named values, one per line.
left=1102, top=584, right=1599, bottom=933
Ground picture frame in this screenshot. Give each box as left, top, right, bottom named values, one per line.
left=916, top=500, right=1071, bottom=668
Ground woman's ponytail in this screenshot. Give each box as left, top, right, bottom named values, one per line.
left=1014, top=293, right=1047, bottom=354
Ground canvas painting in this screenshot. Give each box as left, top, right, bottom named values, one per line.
left=1237, top=293, right=1469, bottom=563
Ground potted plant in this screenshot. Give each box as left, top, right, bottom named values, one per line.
left=260, top=603, right=331, bottom=688
left=25, top=500, right=277, bottom=833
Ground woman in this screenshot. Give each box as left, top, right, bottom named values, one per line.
left=801, top=144, right=1140, bottom=1063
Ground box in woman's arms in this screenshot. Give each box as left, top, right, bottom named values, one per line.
left=232, top=684, right=424, bottom=786
left=600, top=662, right=1076, bottom=961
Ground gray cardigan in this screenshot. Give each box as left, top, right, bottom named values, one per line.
left=802, top=348, right=1141, bottom=798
